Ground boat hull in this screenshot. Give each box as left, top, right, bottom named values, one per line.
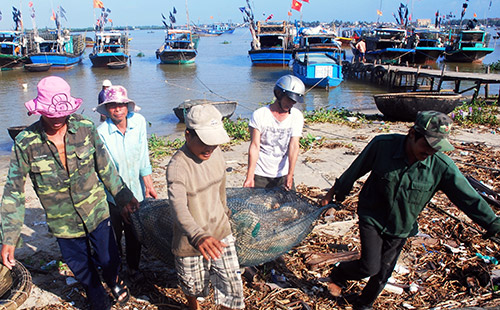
left=444, top=48, right=494, bottom=63
left=292, top=61, right=343, bottom=88
left=373, top=92, right=463, bottom=122
left=404, top=47, right=445, bottom=64
left=29, top=53, right=83, bottom=68
left=0, top=54, right=27, bottom=70
left=158, top=49, right=197, bottom=64
left=89, top=53, right=129, bottom=67
left=248, top=49, right=293, bottom=66
left=174, top=99, right=237, bottom=122
left=366, top=48, right=415, bottom=64
left=24, top=63, right=52, bottom=72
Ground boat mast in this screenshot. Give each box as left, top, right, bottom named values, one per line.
left=377, top=0, right=383, bottom=25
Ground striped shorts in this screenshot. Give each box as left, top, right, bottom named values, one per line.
left=175, top=234, right=245, bottom=309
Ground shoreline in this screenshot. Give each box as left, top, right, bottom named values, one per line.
left=1, top=120, right=500, bottom=309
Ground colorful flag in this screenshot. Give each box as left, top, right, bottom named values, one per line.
left=287, top=10, right=292, bottom=16
left=28, top=2, right=33, bottom=7
left=108, top=18, right=112, bottom=23
left=376, top=9, right=382, bottom=16
left=50, top=10, right=56, bottom=21
left=291, top=0, right=302, bottom=12
left=265, top=14, right=273, bottom=22
left=302, top=0, right=310, bottom=3
left=473, top=13, right=477, bottom=17
left=93, top=0, right=104, bottom=9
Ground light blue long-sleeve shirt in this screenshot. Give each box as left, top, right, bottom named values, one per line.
left=98, top=112, right=152, bottom=203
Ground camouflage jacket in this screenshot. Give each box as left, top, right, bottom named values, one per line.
left=0, top=114, right=134, bottom=245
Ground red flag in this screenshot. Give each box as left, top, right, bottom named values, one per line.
left=50, top=10, right=56, bottom=21
left=291, top=0, right=302, bottom=12
left=287, top=10, right=292, bottom=16
left=28, top=1, right=33, bottom=7
left=302, top=0, right=310, bottom=2
left=93, top=0, right=104, bottom=9
left=265, top=14, right=273, bottom=22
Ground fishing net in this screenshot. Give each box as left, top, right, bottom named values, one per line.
left=131, top=187, right=326, bottom=267
left=0, top=260, right=32, bottom=310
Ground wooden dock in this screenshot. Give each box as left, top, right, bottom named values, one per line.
left=344, top=62, right=500, bottom=102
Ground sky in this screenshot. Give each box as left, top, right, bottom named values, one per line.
left=0, top=0, right=499, bottom=29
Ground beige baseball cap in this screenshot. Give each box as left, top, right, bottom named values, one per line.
left=185, top=104, right=230, bottom=146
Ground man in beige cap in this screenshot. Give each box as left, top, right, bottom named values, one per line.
left=166, top=104, right=244, bottom=310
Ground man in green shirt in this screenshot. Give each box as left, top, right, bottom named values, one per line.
left=320, top=111, right=500, bottom=310
left=0, top=76, right=139, bottom=310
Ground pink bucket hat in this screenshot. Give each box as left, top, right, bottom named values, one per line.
left=94, top=85, right=141, bottom=116
left=25, top=76, right=82, bottom=118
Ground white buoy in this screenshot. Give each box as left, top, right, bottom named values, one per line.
left=22, top=83, right=28, bottom=91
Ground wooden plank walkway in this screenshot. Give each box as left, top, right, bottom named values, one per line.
left=345, top=63, right=500, bottom=101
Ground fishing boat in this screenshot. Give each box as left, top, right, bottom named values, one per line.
left=85, top=36, right=95, bottom=47
left=173, top=99, right=237, bottom=122
left=192, top=23, right=235, bottom=36
left=404, top=27, right=445, bottom=64
left=106, top=61, right=127, bottom=69
left=0, top=31, right=28, bottom=70
left=294, top=26, right=342, bottom=55
left=373, top=92, right=463, bottom=121
left=292, top=50, right=343, bottom=89
left=248, top=20, right=294, bottom=66
left=89, top=31, right=129, bottom=67
left=156, top=29, right=197, bottom=64
left=364, top=27, right=415, bottom=64
left=24, top=63, right=51, bottom=72
left=26, top=30, right=85, bottom=68
left=444, top=28, right=494, bottom=63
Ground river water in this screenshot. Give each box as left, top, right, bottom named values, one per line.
left=0, top=27, right=499, bottom=155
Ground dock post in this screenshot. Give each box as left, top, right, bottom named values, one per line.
left=485, top=66, right=490, bottom=99
left=437, top=66, right=446, bottom=92
left=413, top=66, right=421, bottom=91
left=472, top=81, right=481, bottom=103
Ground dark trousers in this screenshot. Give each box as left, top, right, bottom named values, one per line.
left=57, top=219, right=120, bottom=310
left=331, top=221, right=407, bottom=307
left=109, top=201, right=141, bottom=271
left=254, top=174, right=295, bottom=190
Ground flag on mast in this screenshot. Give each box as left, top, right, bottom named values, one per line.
left=291, top=0, right=302, bottom=12
left=93, top=0, right=104, bottom=9
left=376, top=9, right=382, bottom=16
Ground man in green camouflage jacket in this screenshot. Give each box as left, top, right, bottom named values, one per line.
left=0, top=76, right=138, bottom=310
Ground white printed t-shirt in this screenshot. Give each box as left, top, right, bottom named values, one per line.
left=249, top=106, right=304, bottom=178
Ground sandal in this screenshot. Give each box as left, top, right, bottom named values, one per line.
left=110, top=278, right=130, bottom=305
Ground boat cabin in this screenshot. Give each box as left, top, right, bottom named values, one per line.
left=451, top=29, right=490, bottom=49
left=94, top=31, right=127, bottom=54
left=365, top=28, right=407, bottom=50
left=0, top=31, right=24, bottom=56
left=164, top=30, right=194, bottom=49
left=255, top=21, right=293, bottom=49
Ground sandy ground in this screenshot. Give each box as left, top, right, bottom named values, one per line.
left=2, top=120, right=500, bottom=309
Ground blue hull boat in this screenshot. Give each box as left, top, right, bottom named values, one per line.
left=248, top=49, right=294, bottom=66
left=292, top=51, right=343, bottom=89
left=248, top=21, right=294, bottom=66
left=29, top=53, right=82, bottom=68
left=89, top=31, right=129, bottom=67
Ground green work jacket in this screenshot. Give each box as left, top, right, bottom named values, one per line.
left=0, top=114, right=133, bottom=245
left=334, top=134, right=500, bottom=238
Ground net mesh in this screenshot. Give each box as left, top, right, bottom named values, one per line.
left=131, top=187, right=326, bottom=267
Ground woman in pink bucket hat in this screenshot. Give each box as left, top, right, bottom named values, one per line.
left=1, top=76, right=140, bottom=309
left=95, top=85, right=153, bottom=284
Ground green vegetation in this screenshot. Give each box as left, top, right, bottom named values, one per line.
left=148, top=134, right=184, bottom=159
left=451, top=99, right=499, bottom=127
left=304, top=107, right=366, bottom=125
left=486, top=60, right=500, bottom=71
left=299, top=133, right=325, bottom=151
left=223, top=117, right=250, bottom=143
